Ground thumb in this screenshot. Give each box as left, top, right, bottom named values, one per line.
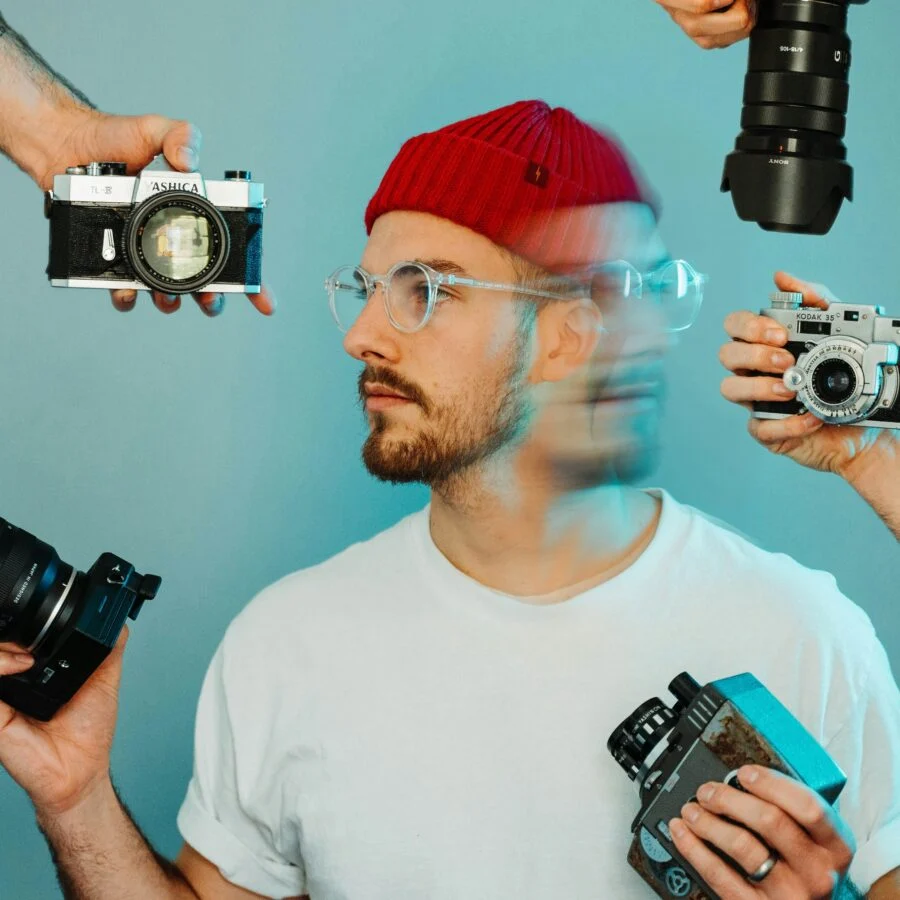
left=88, top=114, right=202, bottom=174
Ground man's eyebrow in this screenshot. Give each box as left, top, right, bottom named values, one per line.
left=414, top=258, right=469, bottom=276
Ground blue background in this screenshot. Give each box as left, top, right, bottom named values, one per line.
left=0, top=1, right=897, bottom=896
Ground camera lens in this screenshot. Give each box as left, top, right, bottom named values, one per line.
left=721, top=0, right=868, bottom=235
left=0, top=519, right=82, bottom=655
left=125, top=192, right=230, bottom=294
left=607, top=697, right=677, bottom=782
left=812, top=357, right=857, bottom=404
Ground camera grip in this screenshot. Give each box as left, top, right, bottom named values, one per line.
left=752, top=340, right=807, bottom=416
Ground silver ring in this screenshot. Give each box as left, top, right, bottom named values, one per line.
left=746, top=850, right=779, bottom=883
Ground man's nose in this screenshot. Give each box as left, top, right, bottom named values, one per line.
left=342, top=282, right=401, bottom=363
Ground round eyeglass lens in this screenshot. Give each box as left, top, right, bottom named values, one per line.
left=140, top=206, right=213, bottom=282
left=590, top=261, right=641, bottom=312
left=329, top=266, right=369, bottom=332
left=657, top=261, right=702, bottom=332
left=386, top=262, right=433, bottom=331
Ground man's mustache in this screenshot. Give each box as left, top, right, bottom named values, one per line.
left=358, top=366, right=431, bottom=414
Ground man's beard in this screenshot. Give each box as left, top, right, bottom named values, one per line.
left=359, top=338, right=532, bottom=489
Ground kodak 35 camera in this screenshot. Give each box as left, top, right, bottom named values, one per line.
left=0, top=517, right=160, bottom=721
left=754, top=291, right=900, bottom=427
left=45, top=163, right=265, bottom=295
left=608, top=672, right=846, bottom=900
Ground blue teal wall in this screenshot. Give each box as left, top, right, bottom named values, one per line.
left=0, top=1, right=896, bottom=896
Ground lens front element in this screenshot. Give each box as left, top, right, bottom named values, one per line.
left=126, top=192, right=230, bottom=293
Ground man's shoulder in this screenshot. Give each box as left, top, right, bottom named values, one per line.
left=225, top=506, right=428, bottom=645
left=661, top=490, right=874, bottom=636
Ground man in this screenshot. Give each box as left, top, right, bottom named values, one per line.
left=1, top=101, right=898, bottom=899
left=0, top=11, right=275, bottom=316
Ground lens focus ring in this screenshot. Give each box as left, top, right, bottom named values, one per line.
left=744, top=72, right=849, bottom=114
left=741, top=104, right=845, bottom=137
left=0, top=536, right=32, bottom=610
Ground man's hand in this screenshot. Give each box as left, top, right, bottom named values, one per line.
left=718, top=271, right=896, bottom=480
left=653, top=0, right=758, bottom=49
left=668, top=764, right=856, bottom=898
left=0, top=629, right=127, bottom=818
left=0, top=17, right=274, bottom=317
left=43, top=110, right=276, bottom=318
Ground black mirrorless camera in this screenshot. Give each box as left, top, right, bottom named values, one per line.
left=722, top=0, right=869, bottom=235
left=0, top=518, right=160, bottom=721
left=45, top=163, right=265, bottom=295
left=608, top=671, right=846, bottom=900
left=754, top=291, right=900, bottom=428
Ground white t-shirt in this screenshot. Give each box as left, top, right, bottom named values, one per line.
left=177, top=489, right=900, bottom=899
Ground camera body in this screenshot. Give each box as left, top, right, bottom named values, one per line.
left=608, top=672, right=846, bottom=900
left=45, top=163, right=265, bottom=295
left=753, top=292, right=900, bottom=427
left=0, top=519, right=160, bottom=721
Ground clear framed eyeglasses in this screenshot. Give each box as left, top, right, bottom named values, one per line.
left=324, top=257, right=707, bottom=334
left=588, top=259, right=707, bottom=333
left=324, top=260, right=578, bottom=334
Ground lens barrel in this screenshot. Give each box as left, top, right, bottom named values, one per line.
left=607, top=697, right=677, bottom=782
left=0, top=519, right=82, bottom=654
left=721, top=0, right=868, bottom=235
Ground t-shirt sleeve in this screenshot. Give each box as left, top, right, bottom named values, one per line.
left=827, top=626, right=900, bottom=894
left=176, top=640, right=308, bottom=899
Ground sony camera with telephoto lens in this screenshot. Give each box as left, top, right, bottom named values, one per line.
left=607, top=671, right=846, bottom=900
left=753, top=291, right=900, bottom=428
left=0, top=518, right=160, bottom=721
left=721, top=0, right=869, bottom=235
left=45, top=163, right=265, bottom=295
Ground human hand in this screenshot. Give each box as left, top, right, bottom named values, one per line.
left=653, top=0, right=758, bottom=49
left=42, top=110, right=275, bottom=317
left=668, top=764, right=856, bottom=898
left=0, top=629, right=127, bottom=817
left=718, top=271, right=896, bottom=479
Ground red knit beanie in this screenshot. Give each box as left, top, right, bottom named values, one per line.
left=364, top=100, right=657, bottom=271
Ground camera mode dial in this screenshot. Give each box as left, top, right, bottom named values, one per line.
left=770, top=291, right=803, bottom=310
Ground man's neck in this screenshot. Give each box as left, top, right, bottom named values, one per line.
left=427, top=467, right=661, bottom=599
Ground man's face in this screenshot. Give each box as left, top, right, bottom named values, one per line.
left=343, top=204, right=671, bottom=490
left=527, top=203, right=673, bottom=487
left=344, top=211, right=534, bottom=488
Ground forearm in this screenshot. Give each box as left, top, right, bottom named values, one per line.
left=841, top=440, right=900, bottom=542
left=0, top=12, right=95, bottom=184
left=35, top=775, right=198, bottom=900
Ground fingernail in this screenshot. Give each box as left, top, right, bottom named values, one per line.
left=12, top=653, right=33, bottom=668
left=698, top=783, right=715, bottom=802
left=765, top=328, right=787, bottom=345
left=162, top=294, right=178, bottom=305
left=771, top=351, right=793, bottom=369
left=772, top=382, right=793, bottom=396
left=682, top=803, right=700, bottom=822
left=177, top=146, right=199, bottom=171
left=740, top=766, right=759, bottom=784
left=669, top=818, right=686, bottom=838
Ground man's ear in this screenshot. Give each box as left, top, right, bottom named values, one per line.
left=532, top=300, right=603, bottom=383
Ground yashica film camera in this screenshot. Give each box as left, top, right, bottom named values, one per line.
left=0, top=517, right=160, bottom=721
left=607, top=671, right=846, bottom=900
left=753, top=291, right=900, bottom=428
left=45, top=163, right=265, bottom=295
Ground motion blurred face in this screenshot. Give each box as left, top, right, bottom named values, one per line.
left=342, top=203, right=670, bottom=492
